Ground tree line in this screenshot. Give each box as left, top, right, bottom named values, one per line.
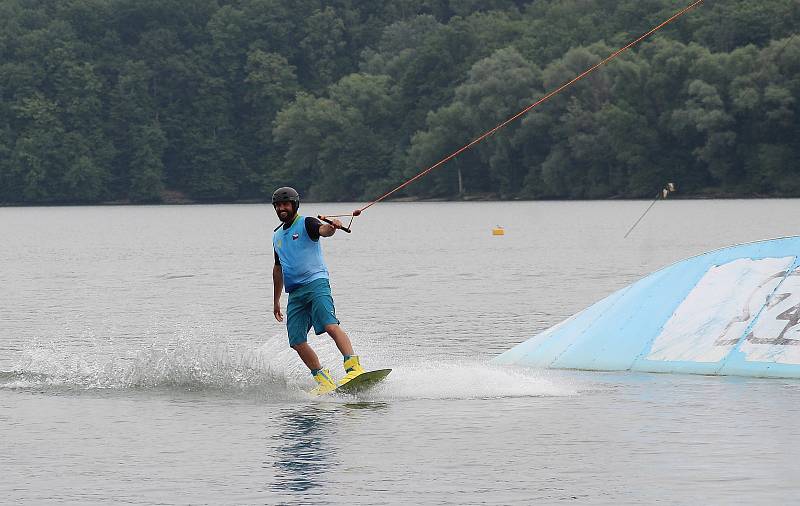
left=0, top=0, right=798, bottom=204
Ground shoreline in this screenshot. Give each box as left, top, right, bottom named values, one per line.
left=1, top=193, right=798, bottom=208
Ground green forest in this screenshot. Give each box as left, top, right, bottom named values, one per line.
left=1, top=0, right=798, bottom=204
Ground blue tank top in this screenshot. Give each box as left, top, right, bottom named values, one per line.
left=273, top=215, right=329, bottom=293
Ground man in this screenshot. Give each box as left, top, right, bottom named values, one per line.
left=271, top=186, right=365, bottom=394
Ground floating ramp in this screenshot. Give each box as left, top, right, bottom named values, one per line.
left=494, top=236, right=800, bottom=378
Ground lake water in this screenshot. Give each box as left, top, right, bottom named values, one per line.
left=2, top=200, right=799, bottom=504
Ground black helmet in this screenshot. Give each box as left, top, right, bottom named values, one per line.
left=272, top=186, right=300, bottom=211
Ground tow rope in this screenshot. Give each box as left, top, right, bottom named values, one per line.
left=623, top=182, right=677, bottom=238
left=320, top=0, right=705, bottom=233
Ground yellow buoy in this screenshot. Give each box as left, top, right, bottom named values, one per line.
left=492, top=226, right=505, bottom=236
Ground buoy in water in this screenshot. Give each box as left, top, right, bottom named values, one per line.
left=492, top=226, right=505, bottom=236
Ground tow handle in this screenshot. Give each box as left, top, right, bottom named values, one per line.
left=318, top=215, right=352, bottom=233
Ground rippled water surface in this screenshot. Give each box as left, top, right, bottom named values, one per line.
left=2, top=200, right=800, bottom=504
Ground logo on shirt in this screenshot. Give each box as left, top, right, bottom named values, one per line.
left=292, top=233, right=299, bottom=240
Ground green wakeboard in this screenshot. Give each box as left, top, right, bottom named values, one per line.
left=334, top=368, right=392, bottom=394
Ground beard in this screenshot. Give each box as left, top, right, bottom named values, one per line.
left=277, top=208, right=295, bottom=222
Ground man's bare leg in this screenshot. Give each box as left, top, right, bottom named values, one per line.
left=324, top=323, right=354, bottom=356
left=291, top=342, right=322, bottom=370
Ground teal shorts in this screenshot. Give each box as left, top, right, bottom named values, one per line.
left=286, top=278, right=340, bottom=347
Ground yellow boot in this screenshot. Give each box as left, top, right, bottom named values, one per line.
left=338, top=356, right=366, bottom=387
left=310, top=369, right=337, bottom=395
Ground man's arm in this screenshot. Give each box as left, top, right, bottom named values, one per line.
left=273, top=264, right=284, bottom=322
left=318, top=216, right=342, bottom=237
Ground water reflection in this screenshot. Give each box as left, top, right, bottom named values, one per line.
left=270, top=404, right=337, bottom=493
left=269, top=401, right=388, bottom=493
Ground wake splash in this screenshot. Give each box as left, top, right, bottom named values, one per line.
left=0, top=337, right=301, bottom=398
left=341, top=361, right=577, bottom=401
left=1, top=337, right=576, bottom=401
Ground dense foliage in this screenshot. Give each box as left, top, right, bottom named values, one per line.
left=0, top=0, right=798, bottom=204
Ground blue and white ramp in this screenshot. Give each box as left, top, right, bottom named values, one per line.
left=494, top=236, right=800, bottom=378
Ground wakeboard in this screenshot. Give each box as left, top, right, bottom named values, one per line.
left=334, top=369, right=392, bottom=394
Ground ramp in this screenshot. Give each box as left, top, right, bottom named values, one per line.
left=494, top=236, right=800, bottom=378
